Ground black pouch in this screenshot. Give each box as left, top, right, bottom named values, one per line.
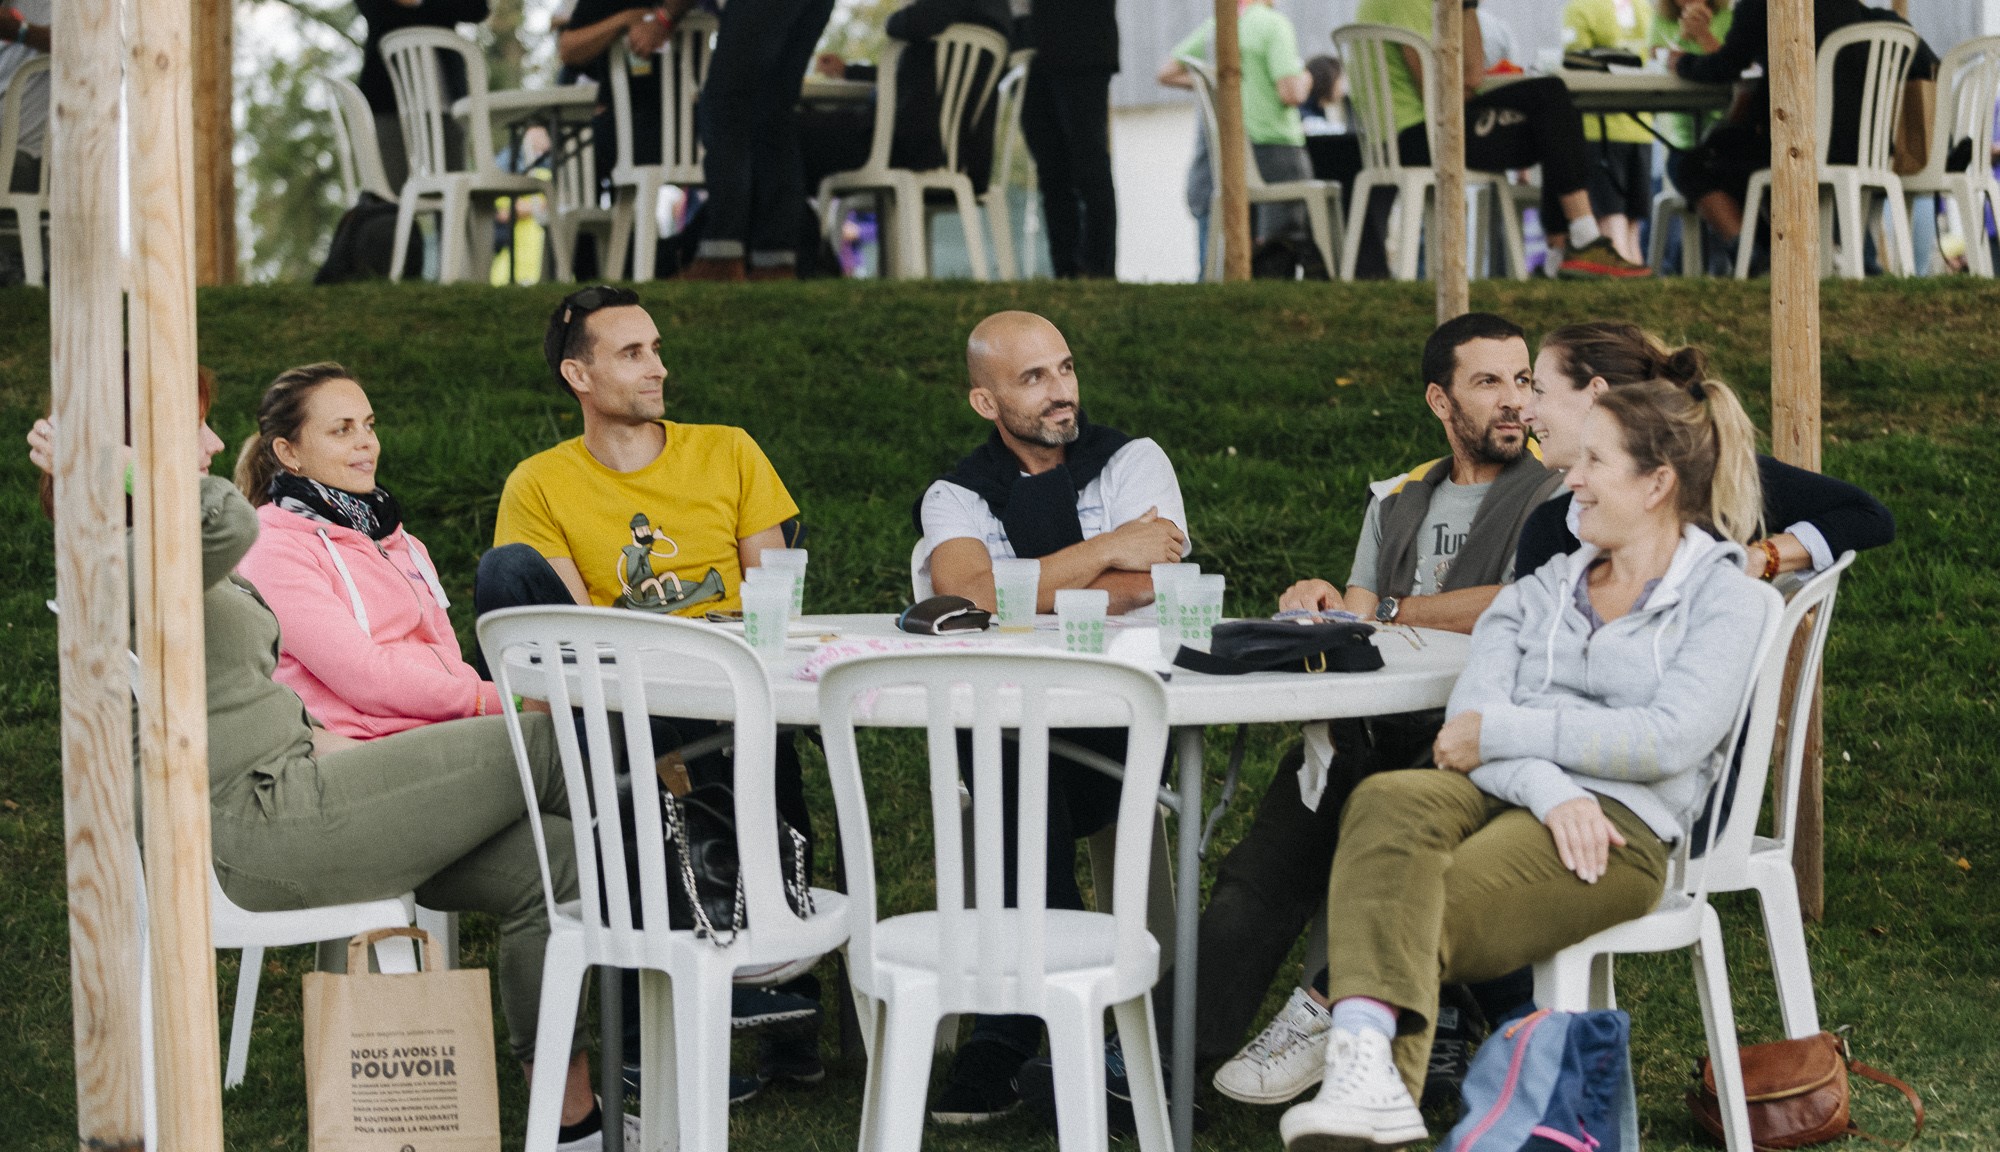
left=897, top=595, right=993, bottom=635
left=1563, top=47, right=1644, bottom=72
left=1172, top=619, right=1384, bottom=676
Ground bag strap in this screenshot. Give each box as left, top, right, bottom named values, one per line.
left=346, top=926, right=444, bottom=973
left=1843, top=1060, right=1925, bottom=1148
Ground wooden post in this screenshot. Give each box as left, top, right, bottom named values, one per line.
left=131, top=0, right=226, bottom=1139
left=1213, top=0, right=1251, bottom=281
left=1890, top=0, right=1907, bottom=17
left=193, top=0, right=237, bottom=285
left=1767, top=0, right=1825, bottom=921
left=1432, top=0, right=1469, bottom=320
left=51, top=0, right=147, bottom=1145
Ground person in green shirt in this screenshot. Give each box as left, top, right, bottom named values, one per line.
left=1350, top=0, right=1653, bottom=278
left=1563, top=0, right=1655, bottom=263
left=1650, top=0, right=1735, bottom=150
left=1160, top=0, right=1314, bottom=263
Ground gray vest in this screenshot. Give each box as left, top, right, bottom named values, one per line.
left=1374, top=454, right=1564, bottom=598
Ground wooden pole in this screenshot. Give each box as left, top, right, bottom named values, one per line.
left=1432, top=0, right=1469, bottom=320
left=51, top=0, right=147, bottom=1144
left=131, top=0, right=226, bottom=1138
left=193, top=0, right=237, bottom=285
left=1213, top=0, right=1251, bottom=281
left=1767, top=0, right=1825, bottom=921
left=1890, top=0, right=1907, bottom=17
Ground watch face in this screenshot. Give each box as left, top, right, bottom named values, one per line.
left=1376, top=597, right=1397, bottom=623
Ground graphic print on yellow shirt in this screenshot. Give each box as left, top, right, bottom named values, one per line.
left=495, top=421, right=799, bottom=615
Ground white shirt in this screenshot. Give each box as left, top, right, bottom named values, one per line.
left=0, top=0, right=51, bottom=160
left=913, top=437, right=1191, bottom=598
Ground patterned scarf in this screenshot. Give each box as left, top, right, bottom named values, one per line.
left=269, top=472, right=403, bottom=541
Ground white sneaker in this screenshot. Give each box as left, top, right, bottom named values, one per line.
left=1214, top=986, right=1333, bottom=1104
left=1277, top=1028, right=1428, bottom=1151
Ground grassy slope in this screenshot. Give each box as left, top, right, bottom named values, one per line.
left=0, top=280, right=1994, bottom=1150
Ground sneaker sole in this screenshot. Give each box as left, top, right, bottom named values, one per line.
left=1213, top=1067, right=1323, bottom=1105
left=731, top=1006, right=819, bottom=1031
left=1557, top=261, right=1654, bottom=279
left=1280, top=1110, right=1426, bottom=1150
left=928, top=1102, right=1020, bottom=1126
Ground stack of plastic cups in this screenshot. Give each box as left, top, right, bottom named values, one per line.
left=760, top=548, right=808, bottom=618
left=739, top=567, right=794, bottom=658
left=991, top=557, right=1041, bottom=632
left=1151, top=562, right=1201, bottom=660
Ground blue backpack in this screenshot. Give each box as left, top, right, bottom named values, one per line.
left=1440, top=1008, right=1640, bottom=1152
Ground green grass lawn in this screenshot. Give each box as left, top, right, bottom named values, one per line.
left=1, top=279, right=1995, bottom=1150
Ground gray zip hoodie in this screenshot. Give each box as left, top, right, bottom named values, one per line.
left=1448, top=524, right=1781, bottom=844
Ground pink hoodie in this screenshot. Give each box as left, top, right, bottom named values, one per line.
left=237, top=502, right=502, bottom=739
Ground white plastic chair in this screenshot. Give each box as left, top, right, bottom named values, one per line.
left=605, top=13, right=715, bottom=281
left=980, top=50, right=1034, bottom=280
left=1648, top=182, right=1707, bottom=276
left=325, top=74, right=398, bottom=204
left=0, top=55, right=51, bottom=287
left=1331, top=23, right=1528, bottom=282
left=1179, top=56, right=1345, bottom=282
left=819, top=650, right=1174, bottom=1152
left=1901, top=37, right=2000, bottom=277
left=1533, top=578, right=1788, bottom=1152
left=481, top=606, right=850, bottom=1152
left=1737, top=22, right=1919, bottom=280
left=378, top=27, right=549, bottom=283
left=818, top=23, right=1007, bottom=281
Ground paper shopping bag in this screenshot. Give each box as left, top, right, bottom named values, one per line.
left=302, top=927, right=501, bottom=1152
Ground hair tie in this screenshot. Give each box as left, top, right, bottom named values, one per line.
left=1689, top=380, right=1706, bottom=400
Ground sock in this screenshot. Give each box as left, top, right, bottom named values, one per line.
left=1330, top=996, right=1398, bottom=1040
left=1567, top=215, right=1603, bottom=250
left=556, top=1099, right=603, bottom=1144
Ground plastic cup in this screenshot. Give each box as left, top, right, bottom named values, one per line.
left=1178, top=573, right=1226, bottom=653
left=1151, top=562, right=1201, bottom=658
left=739, top=579, right=793, bottom=657
left=1055, top=588, right=1110, bottom=654
left=991, top=558, right=1041, bottom=631
left=760, top=548, right=808, bottom=617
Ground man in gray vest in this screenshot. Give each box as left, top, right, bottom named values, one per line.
left=1156, top=312, right=1563, bottom=1117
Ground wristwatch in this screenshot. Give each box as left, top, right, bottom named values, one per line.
left=1374, top=596, right=1400, bottom=624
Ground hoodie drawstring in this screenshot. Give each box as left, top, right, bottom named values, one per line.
left=318, top=528, right=370, bottom=635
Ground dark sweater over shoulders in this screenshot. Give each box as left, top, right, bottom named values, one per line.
left=1514, top=453, right=1896, bottom=577
left=355, top=0, right=492, bottom=114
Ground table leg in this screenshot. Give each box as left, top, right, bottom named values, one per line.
left=1171, top=725, right=1203, bottom=1152
left=601, top=965, right=624, bottom=1152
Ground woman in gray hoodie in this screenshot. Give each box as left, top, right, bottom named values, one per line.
left=1279, top=377, right=1782, bottom=1151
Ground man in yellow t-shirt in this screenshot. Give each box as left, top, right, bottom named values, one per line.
left=474, top=284, right=823, bottom=1092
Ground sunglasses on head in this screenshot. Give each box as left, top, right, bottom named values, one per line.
left=560, top=285, right=627, bottom=327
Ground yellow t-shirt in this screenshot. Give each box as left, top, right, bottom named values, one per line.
left=1562, top=0, right=1655, bottom=144
left=494, top=421, right=799, bottom=615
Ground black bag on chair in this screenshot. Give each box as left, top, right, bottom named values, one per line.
left=659, top=780, right=815, bottom=944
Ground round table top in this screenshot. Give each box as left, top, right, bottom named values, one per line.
left=1483, top=69, right=1734, bottom=114
left=798, top=76, right=875, bottom=103
left=506, top=613, right=1468, bottom=729
left=454, top=85, right=601, bottom=129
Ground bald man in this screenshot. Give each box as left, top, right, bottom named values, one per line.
left=912, top=311, right=1191, bottom=1125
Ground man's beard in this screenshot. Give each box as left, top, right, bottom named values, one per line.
left=1449, top=398, right=1526, bottom=466
left=1001, top=402, right=1081, bottom=448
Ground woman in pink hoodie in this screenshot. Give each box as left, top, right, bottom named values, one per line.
left=234, top=362, right=503, bottom=738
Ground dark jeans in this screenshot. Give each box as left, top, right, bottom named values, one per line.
left=1670, top=121, right=1770, bottom=218
left=1020, top=65, right=1116, bottom=279
left=1395, top=75, right=1591, bottom=233
left=697, top=0, right=837, bottom=264
left=962, top=726, right=1127, bottom=1059
left=1155, top=718, right=1531, bottom=1066
left=473, top=544, right=822, bottom=1047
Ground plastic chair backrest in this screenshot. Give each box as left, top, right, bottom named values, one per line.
left=990, top=50, right=1034, bottom=194
left=1675, top=578, right=1791, bottom=897
left=861, top=23, right=1008, bottom=175
left=1922, top=36, right=2000, bottom=182
left=817, top=650, right=1170, bottom=1013
left=1815, top=22, right=1918, bottom=175
left=324, top=75, right=397, bottom=202
left=1177, top=56, right=1270, bottom=193
left=610, top=11, right=715, bottom=183
left=0, top=55, right=49, bottom=197
left=1333, top=23, right=1435, bottom=175
left=378, top=27, right=502, bottom=181
left=480, top=606, right=818, bottom=961
left=1759, top=552, right=1854, bottom=857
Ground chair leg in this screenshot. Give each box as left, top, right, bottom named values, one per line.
left=986, top=192, right=1017, bottom=280
left=522, top=939, right=588, bottom=1152
left=607, top=189, right=636, bottom=281
left=20, top=207, right=44, bottom=287
left=638, top=968, right=676, bottom=1152
left=1325, top=189, right=1347, bottom=281
left=1338, top=176, right=1372, bottom=281
left=1496, top=186, right=1529, bottom=280
left=1043, top=994, right=1109, bottom=1152
left=466, top=193, right=500, bottom=285
left=1395, top=184, right=1427, bottom=282
left=1588, top=953, right=1617, bottom=1011
left=951, top=180, right=991, bottom=283
left=1686, top=207, right=1705, bottom=277
left=437, top=191, right=470, bottom=284
left=1882, top=184, right=1917, bottom=277
left=1304, top=197, right=1336, bottom=282
left=671, top=952, right=735, bottom=1152
left=632, top=179, right=662, bottom=282
left=1832, top=178, right=1866, bottom=280
left=1735, top=174, right=1767, bottom=279
left=389, top=196, right=420, bottom=283
left=1752, top=866, right=1822, bottom=1039
left=223, top=945, right=263, bottom=1089
left=894, top=190, right=928, bottom=279
left=861, top=991, right=940, bottom=1152
left=1694, top=907, right=1754, bottom=1152
left=1112, top=995, right=1174, bottom=1152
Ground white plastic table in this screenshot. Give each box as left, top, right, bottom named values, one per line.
left=511, top=613, right=1468, bottom=1152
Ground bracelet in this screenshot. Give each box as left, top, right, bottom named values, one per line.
left=1757, top=538, right=1781, bottom=581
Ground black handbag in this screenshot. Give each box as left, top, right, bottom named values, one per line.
left=659, top=781, right=815, bottom=945
left=1172, top=619, right=1384, bottom=676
